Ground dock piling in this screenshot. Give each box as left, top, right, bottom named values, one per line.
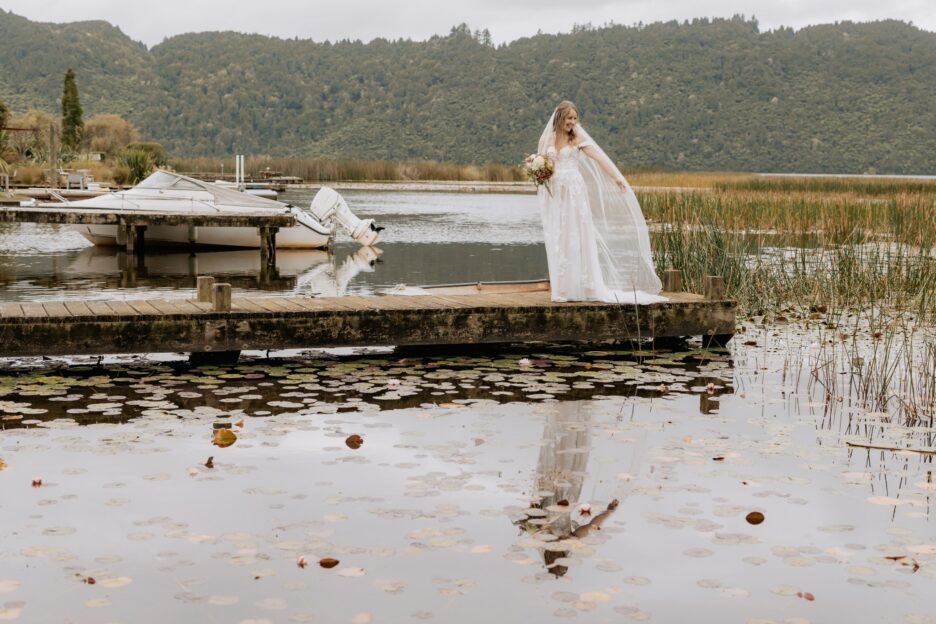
left=133, top=225, right=147, bottom=257
left=703, top=275, right=726, bottom=300
left=213, top=283, right=232, bottom=312
left=663, top=269, right=683, bottom=293
left=259, top=226, right=278, bottom=268
left=197, top=276, right=216, bottom=303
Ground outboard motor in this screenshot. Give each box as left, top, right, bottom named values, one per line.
left=309, top=187, right=384, bottom=246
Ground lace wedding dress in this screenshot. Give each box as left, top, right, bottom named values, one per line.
left=538, top=114, right=665, bottom=304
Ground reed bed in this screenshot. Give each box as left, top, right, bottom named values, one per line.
left=649, top=182, right=936, bottom=425
left=644, top=188, right=936, bottom=320
left=169, top=157, right=525, bottom=183
left=717, top=175, right=936, bottom=196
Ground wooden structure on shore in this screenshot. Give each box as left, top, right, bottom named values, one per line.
left=0, top=272, right=735, bottom=362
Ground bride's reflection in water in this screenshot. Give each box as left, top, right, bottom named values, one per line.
left=515, top=400, right=628, bottom=578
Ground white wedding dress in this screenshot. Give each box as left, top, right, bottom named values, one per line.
left=538, top=118, right=666, bottom=305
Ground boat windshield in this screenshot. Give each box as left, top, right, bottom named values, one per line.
left=133, top=170, right=286, bottom=209
left=136, top=171, right=204, bottom=191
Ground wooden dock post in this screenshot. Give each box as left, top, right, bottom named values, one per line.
left=197, top=276, right=215, bottom=303
left=133, top=225, right=147, bottom=257
left=213, top=283, right=231, bottom=312
left=703, top=275, right=726, bottom=300
left=259, top=226, right=278, bottom=268
left=663, top=269, right=683, bottom=292
left=701, top=275, right=733, bottom=347
left=123, top=224, right=134, bottom=253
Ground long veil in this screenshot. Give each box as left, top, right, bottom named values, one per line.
left=538, top=112, right=662, bottom=295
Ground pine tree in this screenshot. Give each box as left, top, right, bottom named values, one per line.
left=61, top=69, right=84, bottom=152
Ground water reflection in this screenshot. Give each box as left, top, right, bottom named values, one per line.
left=518, top=401, right=593, bottom=577
left=0, top=245, right=383, bottom=300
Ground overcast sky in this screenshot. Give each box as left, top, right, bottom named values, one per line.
left=2, top=0, right=932, bottom=47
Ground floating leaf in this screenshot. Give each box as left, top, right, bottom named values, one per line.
left=796, top=591, right=815, bottom=601
left=204, top=456, right=214, bottom=469
left=345, top=434, right=364, bottom=450
left=0, top=580, right=21, bottom=593
left=319, top=558, right=340, bottom=569
left=867, top=496, right=909, bottom=506
left=98, top=576, right=132, bottom=588
left=212, top=429, right=238, bottom=448
left=297, top=556, right=307, bottom=568
left=745, top=511, right=765, bottom=525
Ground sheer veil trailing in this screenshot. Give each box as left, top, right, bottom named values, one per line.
left=538, top=112, right=662, bottom=296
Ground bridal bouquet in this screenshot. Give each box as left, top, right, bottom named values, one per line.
left=522, top=152, right=554, bottom=195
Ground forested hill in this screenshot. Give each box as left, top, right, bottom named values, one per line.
left=2, top=10, right=936, bottom=174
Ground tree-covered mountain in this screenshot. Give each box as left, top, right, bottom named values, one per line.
left=2, top=10, right=935, bottom=174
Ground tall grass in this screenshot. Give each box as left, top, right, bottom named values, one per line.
left=646, top=189, right=936, bottom=320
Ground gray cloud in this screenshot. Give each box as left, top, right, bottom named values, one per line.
left=1, top=0, right=932, bottom=47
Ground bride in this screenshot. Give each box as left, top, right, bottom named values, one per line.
left=538, top=101, right=665, bottom=304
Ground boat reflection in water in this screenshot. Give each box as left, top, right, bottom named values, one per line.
left=61, top=245, right=382, bottom=295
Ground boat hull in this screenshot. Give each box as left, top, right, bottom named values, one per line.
left=69, top=222, right=332, bottom=249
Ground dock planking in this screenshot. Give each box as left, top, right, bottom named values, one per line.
left=0, top=287, right=736, bottom=360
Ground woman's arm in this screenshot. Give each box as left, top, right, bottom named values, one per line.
left=580, top=144, right=628, bottom=191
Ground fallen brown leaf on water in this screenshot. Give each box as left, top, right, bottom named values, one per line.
left=212, top=429, right=237, bottom=448
left=319, top=558, right=340, bottom=569
left=345, top=434, right=364, bottom=450
left=31, top=477, right=42, bottom=487
left=84, top=577, right=96, bottom=585
left=746, top=511, right=765, bottom=525
left=796, top=591, right=815, bottom=601
left=204, top=456, right=214, bottom=469
left=557, top=499, right=569, bottom=507
left=0, top=459, right=6, bottom=471
left=296, top=556, right=307, bottom=568
left=234, top=419, right=244, bottom=428
left=712, top=456, right=725, bottom=462
left=885, top=555, right=906, bottom=561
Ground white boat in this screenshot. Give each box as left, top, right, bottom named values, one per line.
left=212, top=179, right=279, bottom=200
left=56, top=170, right=381, bottom=249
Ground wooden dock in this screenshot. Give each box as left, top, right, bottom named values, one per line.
left=1, top=205, right=297, bottom=265
left=0, top=275, right=736, bottom=361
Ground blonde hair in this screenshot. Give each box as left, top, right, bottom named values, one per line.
left=552, top=101, right=579, bottom=140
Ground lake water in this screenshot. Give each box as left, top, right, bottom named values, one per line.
left=1, top=191, right=935, bottom=623
left=0, top=189, right=547, bottom=302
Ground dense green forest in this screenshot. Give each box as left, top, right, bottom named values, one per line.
left=2, top=10, right=935, bottom=173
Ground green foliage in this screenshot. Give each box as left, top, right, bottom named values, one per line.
left=2, top=12, right=936, bottom=173
left=0, top=97, right=8, bottom=169
left=83, top=113, right=139, bottom=157
left=60, top=68, right=84, bottom=153
left=125, top=141, right=167, bottom=167
left=118, top=146, right=153, bottom=184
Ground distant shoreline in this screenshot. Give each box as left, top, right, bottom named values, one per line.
left=287, top=180, right=535, bottom=194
